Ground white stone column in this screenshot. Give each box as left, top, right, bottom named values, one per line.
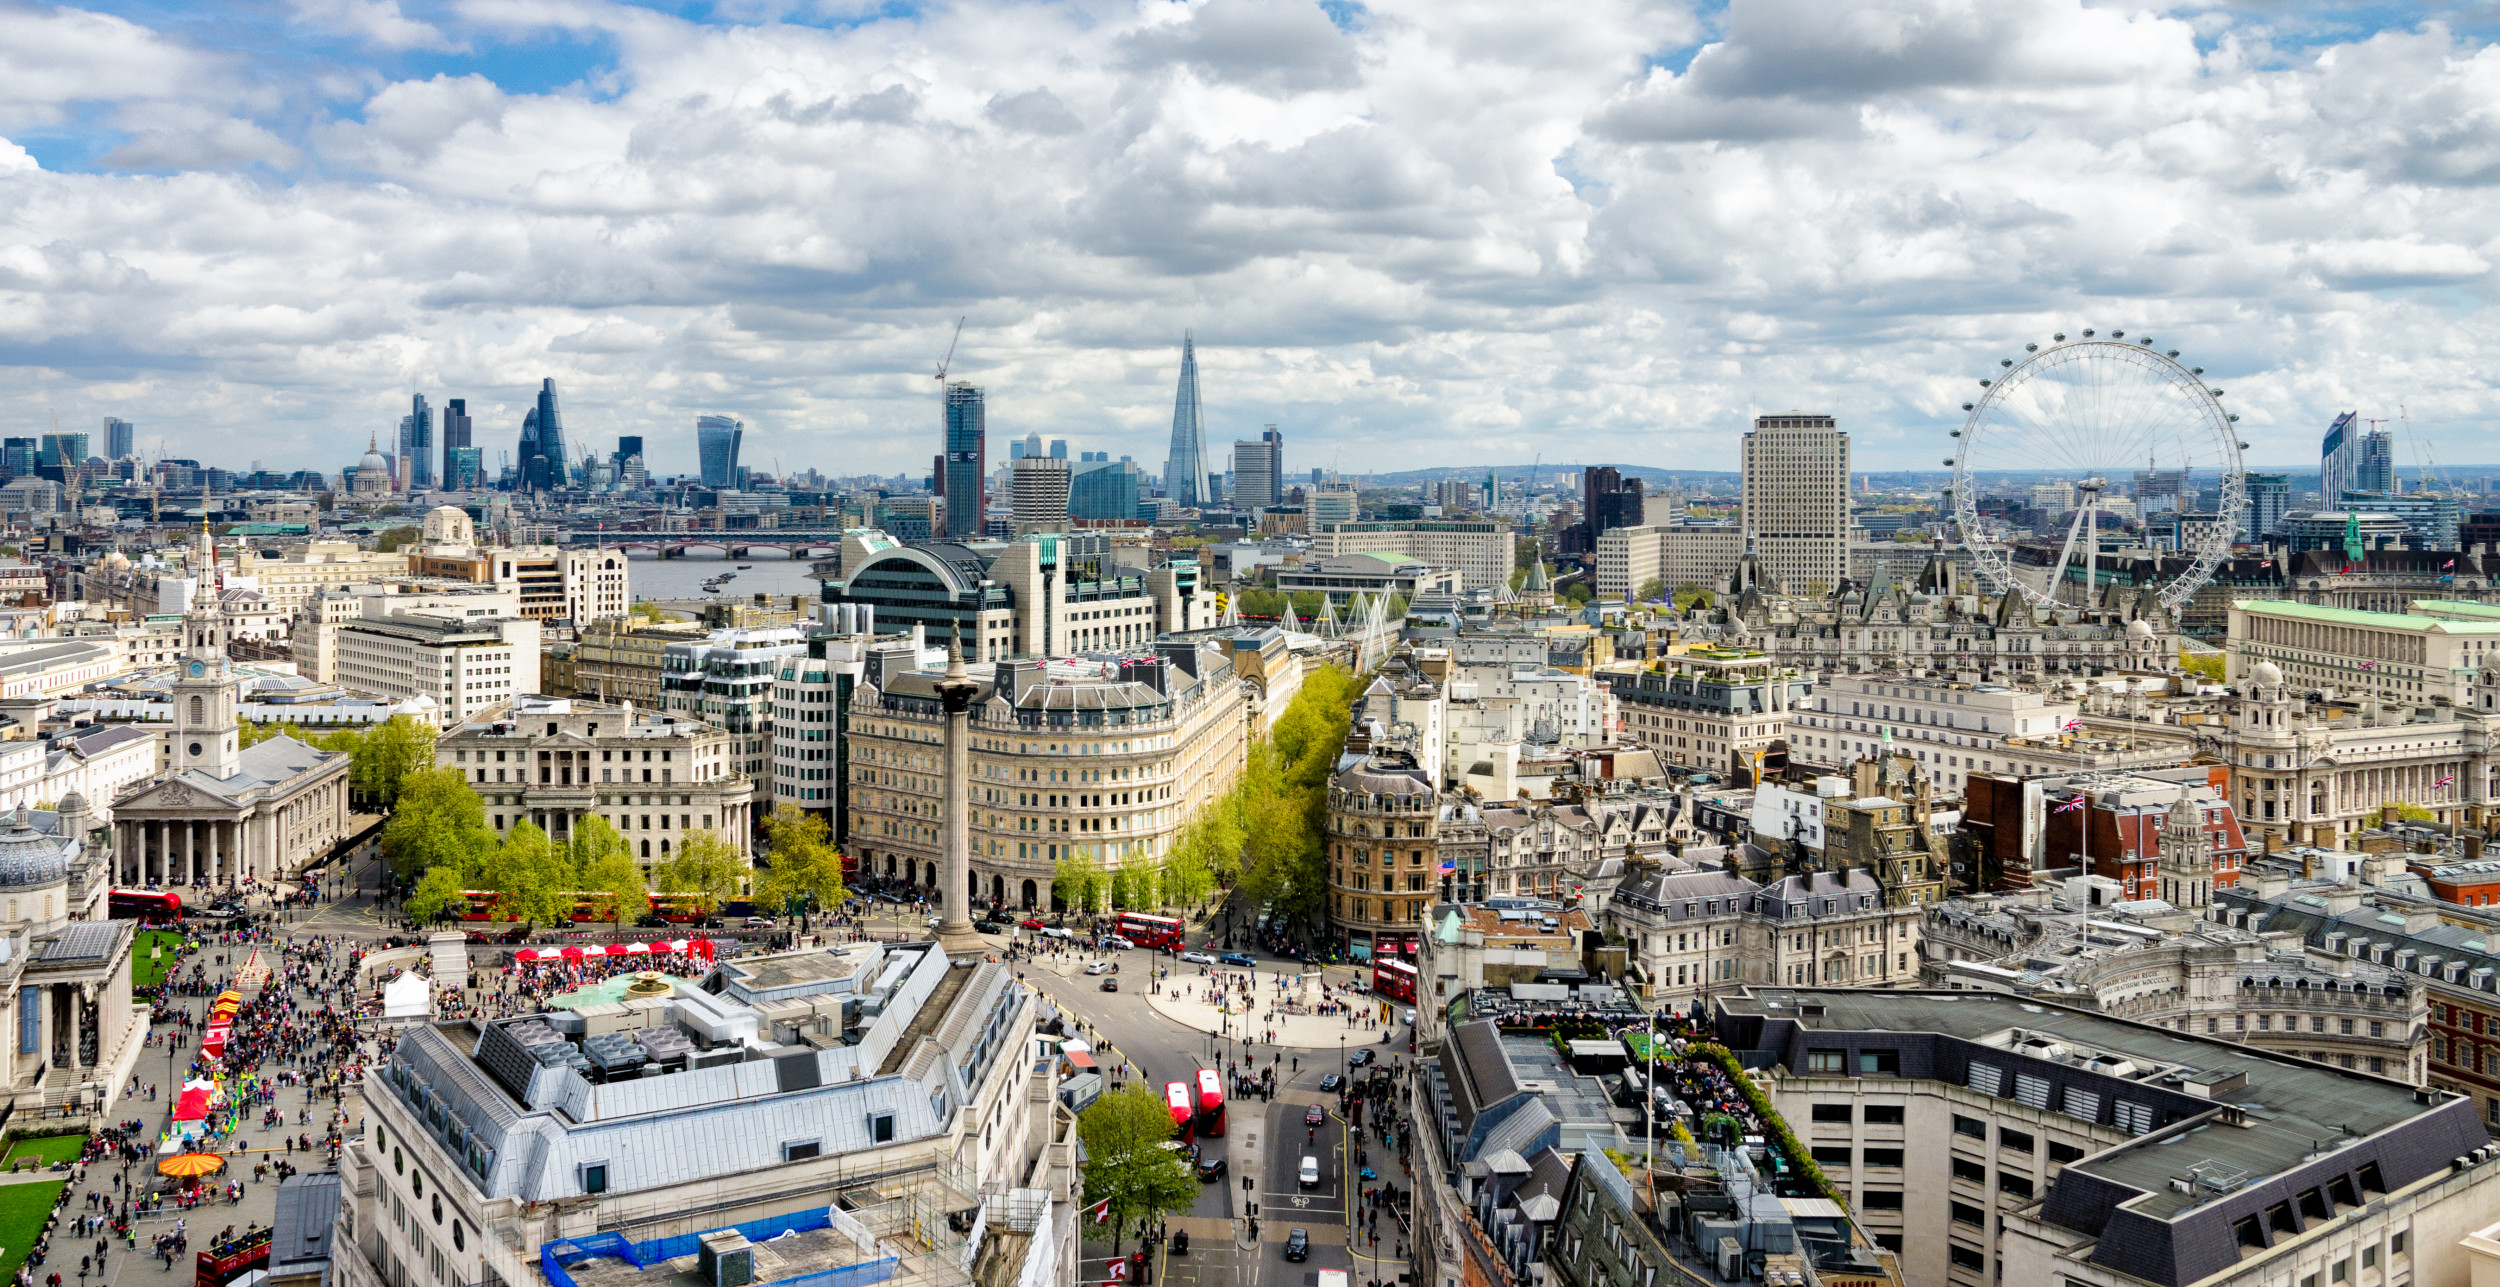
left=934, top=642, right=982, bottom=956
left=64, top=987, right=80, bottom=1071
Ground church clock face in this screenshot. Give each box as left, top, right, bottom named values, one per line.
left=187, top=662, right=205, bottom=678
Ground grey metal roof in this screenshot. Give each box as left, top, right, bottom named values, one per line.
left=1446, top=1019, right=1518, bottom=1130
left=171, top=735, right=341, bottom=799
left=36, top=921, right=126, bottom=964
left=1476, top=1097, right=1557, bottom=1160
left=1613, top=868, right=1757, bottom=915
left=270, top=1172, right=340, bottom=1273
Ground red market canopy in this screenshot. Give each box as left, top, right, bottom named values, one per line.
left=619, top=943, right=652, bottom=955
left=173, top=1086, right=212, bottom=1122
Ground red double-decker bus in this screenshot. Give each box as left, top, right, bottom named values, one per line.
left=457, top=891, right=507, bottom=922
left=1372, top=958, right=1418, bottom=1004
left=1116, top=912, right=1187, bottom=950
left=109, top=889, right=181, bottom=922
left=1194, top=1067, right=1226, bottom=1137
left=1163, top=1081, right=1195, bottom=1145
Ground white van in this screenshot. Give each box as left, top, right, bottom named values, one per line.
left=1298, top=1156, right=1320, bottom=1189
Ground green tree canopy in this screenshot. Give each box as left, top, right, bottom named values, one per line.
left=405, top=866, right=469, bottom=925
left=1075, top=1082, right=1199, bottom=1249
left=1055, top=848, right=1106, bottom=914
left=1634, top=578, right=1669, bottom=604
left=478, top=821, right=572, bottom=925
left=319, top=715, right=437, bottom=807
left=569, top=816, right=648, bottom=928
left=1232, top=665, right=1357, bottom=923
left=380, top=765, right=500, bottom=882
left=756, top=805, right=844, bottom=917
left=656, top=829, right=746, bottom=910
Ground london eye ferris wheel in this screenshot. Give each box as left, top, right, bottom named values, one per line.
left=1945, top=330, right=2247, bottom=616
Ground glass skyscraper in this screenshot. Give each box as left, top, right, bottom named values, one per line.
left=442, top=398, right=472, bottom=488
left=697, top=415, right=743, bottom=488
left=400, top=394, right=435, bottom=490
left=1070, top=457, right=1143, bottom=521
left=103, top=417, right=133, bottom=461
left=1164, top=333, right=1210, bottom=508
left=2245, top=472, right=2290, bottom=542
left=518, top=379, right=566, bottom=491
left=2321, top=411, right=2359, bottom=500
left=2356, top=430, right=2395, bottom=494
left=39, top=432, right=86, bottom=485
left=943, top=383, right=985, bottom=539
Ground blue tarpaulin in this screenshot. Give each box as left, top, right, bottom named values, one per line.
left=540, top=1207, right=898, bottom=1287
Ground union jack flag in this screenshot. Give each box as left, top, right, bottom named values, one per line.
left=2054, top=796, right=2087, bottom=814
left=2359, top=660, right=2377, bottom=670
left=2435, top=775, right=2456, bottom=789
left=2445, top=560, right=2457, bottom=570
left=2061, top=718, right=2083, bottom=731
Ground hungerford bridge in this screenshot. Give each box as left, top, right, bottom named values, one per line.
left=557, top=530, right=851, bottom=559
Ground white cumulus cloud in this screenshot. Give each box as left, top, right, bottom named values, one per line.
left=1, top=0, right=2499, bottom=477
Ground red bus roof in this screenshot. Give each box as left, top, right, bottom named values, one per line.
left=1119, top=912, right=1183, bottom=926
left=1195, top=1068, right=1222, bottom=1105
left=1164, top=1082, right=1192, bottom=1118
left=1376, top=959, right=1418, bottom=975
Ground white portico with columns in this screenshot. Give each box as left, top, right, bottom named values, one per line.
left=109, top=602, right=353, bottom=889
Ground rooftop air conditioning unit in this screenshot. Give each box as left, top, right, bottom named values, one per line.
left=699, top=1232, right=752, bottom=1287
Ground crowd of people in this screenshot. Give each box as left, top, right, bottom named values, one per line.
left=473, top=945, right=718, bottom=1018
left=2, top=916, right=379, bottom=1287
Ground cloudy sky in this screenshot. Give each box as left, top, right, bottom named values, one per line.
left=3, top=0, right=2500, bottom=480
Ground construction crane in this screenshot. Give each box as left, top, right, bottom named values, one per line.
left=2400, top=405, right=2451, bottom=498
left=933, top=317, right=965, bottom=385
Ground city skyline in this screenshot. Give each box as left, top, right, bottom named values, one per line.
left=3, top=3, right=2498, bottom=474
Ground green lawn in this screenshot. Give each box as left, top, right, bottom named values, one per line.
left=0, top=1180, right=65, bottom=1285
left=132, top=930, right=185, bottom=989
left=1, top=1136, right=84, bottom=1167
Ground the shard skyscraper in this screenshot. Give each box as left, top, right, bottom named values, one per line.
left=1164, top=333, right=1211, bottom=508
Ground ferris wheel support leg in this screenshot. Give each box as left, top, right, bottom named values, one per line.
left=2044, top=497, right=2093, bottom=611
